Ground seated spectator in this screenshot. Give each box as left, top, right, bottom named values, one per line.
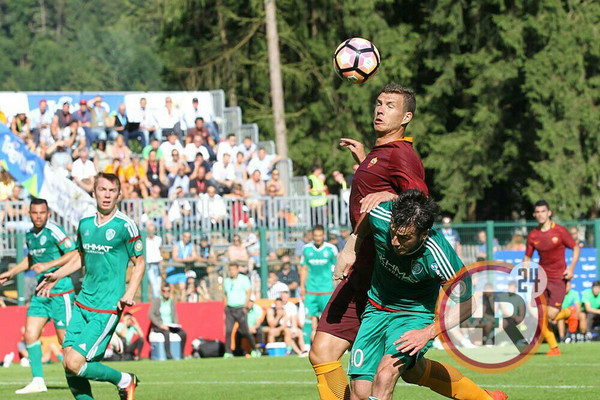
left=246, top=232, right=277, bottom=269
left=143, top=138, right=164, bottom=160
left=246, top=296, right=265, bottom=350
left=558, top=281, right=582, bottom=342
left=104, top=158, right=125, bottom=183
left=168, top=165, right=191, bottom=197
left=90, top=96, right=111, bottom=141
left=247, top=147, right=282, bottom=181
left=187, top=117, right=210, bottom=143
left=115, top=313, right=145, bottom=361
left=204, top=136, right=218, bottom=162
left=158, top=96, right=182, bottom=139
left=109, top=134, right=132, bottom=165
left=265, top=297, right=306, bottom=356
left=48, top=140, right=73, bottom=177
left=505, top=233, right=526, bottom=251
left=65, top=119, right=87, bottom=160
left=123, top=155, right=149, bottom=199
left=93, top=140, right=113, bottom=173
left=212, top=153, right=235, bottom=195
left=71, top=148, right=96, bottom=193
left=167, top=186, right=192, bottom=229
left=244, top=170, right=265, bottom=221
left=144, top=149, right=168, bottom=197
left=476, top=230, right=499, bottom=261
left=280, top=290, right=307, bottom=356
left=10, top=113, right=31, bottom=141
left=224, top=183, right=250, bottom=228
left=233, top=151, right=247, bottom=184
left=139, top=97, right=159, bottom=144
left=4, top=185, right=31, bottom=232
left=184, top=134, right=210, bottom=169
left=185, top=275, right=199, bottom=303
left=266, top=169, right=285, bottom=196
left=198, top=184, right=227, bottom=226
left=277, top=255, right=300, bottom=296
left=238, top=135, right=256, bottom=163
left=29, top=99, right=52, bottom=146
left=51, top=101, right=73, bottom=138
left=160, top=131, right=185, bottom=166
left=183, top=97, right=206, bottom=133
left=166, top=150, right=190, bottom=186
left=145, top=221, right=163, bottom=300
left=226, top=234, right=250, bottom=267
left=294, top=231, right=312, bottom=263
left=168, top=232, right=198, bottom=301
left=570, top=226, right=587, bottom=248
left=143, top=185, right=172, bottom=230
left=198, top=234, right=217, bottom=264
left=189, top=164, right=212, bottom=196
left=0, top=171, right=14, bottom=201
left=217, top=134, right=238, bottom=161
left=149, top=284, right=187, bottom=360
left=267, top=272, right=289, bottom=300
left=74, top=99, right=93, bottom=147
left=581, top=281, right=600, bottom=341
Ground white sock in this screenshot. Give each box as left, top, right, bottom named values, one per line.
left=118, top=373, right=132, bottom=389
left=32, top=377, right=45, bottom=385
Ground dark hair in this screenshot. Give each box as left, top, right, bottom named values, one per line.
left=391, top=189, right=440, bottom=235
left=313, top=224, right=325, bottom=233
left=534, top=200, right=550, bottom=210
left=94, top=172, right=121, bottom=192
left=30, top=197, right=48, bottom=208
left=380, top=84, right=416, bottom=114
left=592, top=281, right=600, bottom=288
left=195, top=116, right=204, bottom=123
left=227, top=133, right=236, bottom=139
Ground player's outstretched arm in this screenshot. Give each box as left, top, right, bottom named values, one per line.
left=339, top=137, right=366, bottom=164
left=333, top=213, right=371, bottom=280
left=359, top=191, right=399, bottom=214
left=31, top=249, right=78, bottom=275
left=0, top=256, right=30, bottom=285
left=118, top=254, right=146, bottom=311
left=36, top=252, right=83, bottom=296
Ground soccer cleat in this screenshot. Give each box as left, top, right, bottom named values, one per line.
left=546, top=347, right=561, bottom=356
left=118, top=374, right=139, bottom=400
left=223, top=353, right=234, bottom=359
left=15, top=380, right=47, bottom=394
left=250, top=350, right=261, bottom=358
left=298, top=351, right=309, bottom=358
left=3, top=352, right=14, bottom=368
left=484, top=389, right=508, bottom=400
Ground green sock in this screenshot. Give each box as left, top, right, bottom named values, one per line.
left=77, top=362, right=122, bottom=386
left=65, top=373, right=93, bottom=400
left=26, top=341, right=43, bottom=379
left=58, top=353, right=64, bottom=362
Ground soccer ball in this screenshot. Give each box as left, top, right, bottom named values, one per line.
left=333, top=38, right=380, bottom=84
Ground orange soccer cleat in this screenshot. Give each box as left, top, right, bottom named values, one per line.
left=118, top=374, right=139, bottom=400
left=485, top=389, right=508, bottom=400
left=546, top=347, right=561, bottom=356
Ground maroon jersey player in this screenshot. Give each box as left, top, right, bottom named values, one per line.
left=524, top=200, right=580, bottom=356
left=308, top=84, right=428, bottom=400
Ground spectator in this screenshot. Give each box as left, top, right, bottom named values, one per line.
left=266, top=169, right=285, bottom=196
left=244, top=169, right=265, bottom=220
left=144, top=150, right=167, bottom=197
left=74, top=99, right=93, bottom=147
left=224, top=183, right=250, bottom=228
left=558, top=280, right=582, bottom=342
left=115, top=313, right=145, bottom=361
left=0, top=171, right=14, bottom=201
left=246, top=232, right=277, bottom=269
left=198, top=184, right=227, bottom=226
left=277, top=255, right=300, bottom=296
left=505, top=233, right=527, bottom=251
left=281, top=290, right=307, bottom=356
left=328, top=231, right=345, bottom=252
left=39, top=114, right=73, bottom=161
left=191, top=151, right=212, bottom=175
left=570, top=227, right=587, bottom=248
left=65, top=119, right=87, bottom=159
left=233, top=151, right=247, bottom=184
left=158, top=96, right=181, bottom=138
left=266, top=298, right=287, bottom=344
left=51, top=101, right=73, bottom=138
left=184, top=134, right=210, bottom=170
left=143, top=184, right=172, bottom=230
left=217, top=134, right=239, bottom=161
left=246, top=296, right=265, bottom=350
left=441, top=216, right=462, bottom=257
left=227, top=234, right=250, bottom=266
left=47, top=137, right=73, bottom=176
left=168, top=164, right=191, bottom=197
left=143, top=138, right=164, bottom=160
left=198, top=235, right=217, bottom=264
left=238, top=135, right=256, bottom=163
left=223, top=263, right=258, bottom=358
left=476, top=230, right=499, bottom=261
left=204, top=136, right=218, bottom=162
left=187, top=117, right=209, bottom=143
left=160, top=132, right=185, bottom=166
left=189, top=164, right=211, bottom=196
left=294, top=231, right=312, bottom=263
left=167, top=186, right=192, bottom=229
left=183, top=97, right=208, bottom=135
left=185, top=275, right=199, bottom=303
left=71, top=147, right=96, bottom=193
left=307, top=165, right=328, bottom=224
left=149, top=284, right=188, bottom=360
left=110, top=103, right=128, bottom=141
left=29, top=99, right=52, bottom=145
left=123, top=155, right=149, bottom=199
left=89, top=96, right=110, bottom=141
left=581, top=281, right=600, bottom=340
left=332, top=169, right=350, bottom=205
left=212, top=153, right=236, bottom=194
left=93, top=139, right=112, bottom=174
left=145, top=221, right=164, bottom=300
left=267, top=272, right=289, bottom=300
left=10, top=112, right=31, bottom=140
left=247, top=147, right=282, bottom=181
left=109, top=134, right=132, bottom=165
left=103, top=158, right=125, bottom=183
left=139, top=97, right=159, bottom=144
left=169, top=232, right=198, bottom=301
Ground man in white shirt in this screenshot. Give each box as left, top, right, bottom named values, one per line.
left=157, top=97, right=181, bottom=137
left=71, top=148, right=97, bottom=193
left=29, top=99, right=52, bottom=146
left=183, top=97, right=209, bottom=132
left=198, top=184, right=227, bottom=226
left=212, top=153, right=236, bottom=194
left=184, top=134, right=210, bottom=168
left=139, top=97, right=159, bottom=144
left=267, top=272, right=290, bottom=300
left=247, top=147, right=282, bottom=181
left=216, top=134, right=239, bottom=162
left=145, top=221, right=163, bottom=299
left=237, top=136, right=257, bottom=163
left=159, top=131, right=185, bottom=165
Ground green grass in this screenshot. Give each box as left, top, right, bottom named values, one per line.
left=1, top=343, right=599, bottom=399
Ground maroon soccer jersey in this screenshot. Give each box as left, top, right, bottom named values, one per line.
left=525, top=222, right=576, bottom=282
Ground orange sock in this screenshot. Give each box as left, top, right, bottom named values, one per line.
left=313, top=361, right=350, bottom=400
left=416, top=359, right=491, bottom=400
left=555, top=308, right=572, bottom=321
left=542, top=322, right=558, bottom=349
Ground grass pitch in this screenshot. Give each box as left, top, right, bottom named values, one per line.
left=1, top=343, right=598, bottom=399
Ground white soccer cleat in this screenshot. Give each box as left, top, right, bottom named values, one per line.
left=15, top=380, right=47, bottom=394
left=3, top=352, right=14, bottom=368
left=20, top=358, right=30, bottom=367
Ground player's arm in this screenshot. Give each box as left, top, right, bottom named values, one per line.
left=339, top=138, right=366, bottom=164
left=36, top=251, right=84, bottom=297
left=333, top=213, right=371, bottom=280
left=0, top=255, right=30, bottom=285
left=31, top=250, right=78, bottom=275
left=564, top=244, right=580, bottom=281
left=118, top=254, right=146, bottom=311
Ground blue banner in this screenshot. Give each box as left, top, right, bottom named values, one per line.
left=494, top=248, right=598, bottom=293
left=0, top=127, right=46, bottom=196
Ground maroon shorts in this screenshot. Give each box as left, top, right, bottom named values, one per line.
left=544, top=280, right=567, bottom=309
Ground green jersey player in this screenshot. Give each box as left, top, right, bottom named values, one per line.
left=300, top=224, right=337, bottom=339
left=336, top=190, right=507, bottom=400
left=0, top=197, right=77, bottom=394
left=37, top=173, right=145, bottom=400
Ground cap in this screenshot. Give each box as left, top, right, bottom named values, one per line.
left=79, top=99, right=87, bottom=105
left=38, top=99, right=47, bottom=106
left=192, top=97, right=199, bottom=103
left=186, top=270, right=197, bottom=279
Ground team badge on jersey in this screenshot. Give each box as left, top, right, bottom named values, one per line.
left=367, top=157, right=378, bottom=168
left=135, top=240, right=143, bottom=252
left=64, top=239, right=73, bottom=248
left=106, top=229, right=116, bottom=241
left=552, top=236, right=559, bottom=244
left=40, top=236, right=47, bottom=245
left=411, top=261, right=423, bottom=275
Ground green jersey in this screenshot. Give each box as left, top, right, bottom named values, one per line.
left=582, top=288, right=600, bottom=310
left=301, top=242, right=337, bottom=293
left=76, top=210, right=144, bottom=312
left=368, top=202, right=468, bottom=313
left=562, top=289, right=581, bottom=309
left=26, top=222, right=76, bottom=294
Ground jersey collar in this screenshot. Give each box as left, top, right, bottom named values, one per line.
left=94, top=210, right=118, bottom=228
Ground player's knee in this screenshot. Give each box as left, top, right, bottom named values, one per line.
left=23, top=328, right=40, bottom=344
left=350, top=380, right=371, bottom=400
left=309, top=339, right=329, bottom=365
left=63, top=353, right=85, bottom=375
left=374, top=364, right=400, bottom=389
